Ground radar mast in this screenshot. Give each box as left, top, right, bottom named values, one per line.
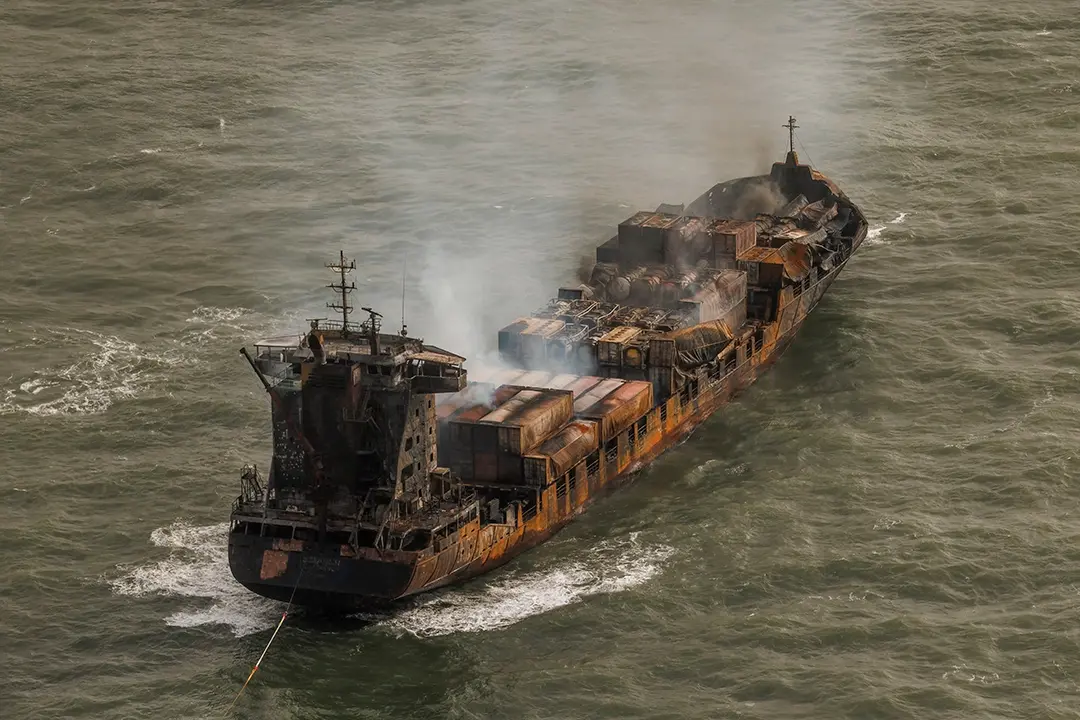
left=326, top=250, right=356, bottom=334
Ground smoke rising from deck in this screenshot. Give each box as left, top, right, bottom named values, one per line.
left=370, top=3, right=831, bottom=368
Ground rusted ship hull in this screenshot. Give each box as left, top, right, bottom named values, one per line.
left=228, top=234, right=864, bottom=609
left=228, top=129, right=868, bottom=610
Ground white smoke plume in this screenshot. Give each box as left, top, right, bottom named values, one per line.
left=350, top=2, right=842, bottom=366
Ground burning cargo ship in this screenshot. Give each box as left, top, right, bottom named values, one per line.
left=227, top=119, right=868, bottom=609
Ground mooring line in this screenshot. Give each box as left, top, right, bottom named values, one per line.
left=224, top=566, right=304, bottom=716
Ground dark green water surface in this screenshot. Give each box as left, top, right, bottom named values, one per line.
left=3, top=1, right=1080, bottom=717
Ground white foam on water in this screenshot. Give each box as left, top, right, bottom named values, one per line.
left=372, top=534, right=675, bottom=638
left=110, top=521, right=281, bottom=637
left=683, top=459, right=723, bottom=486
left=178, top=306, right=258, bottom=347
left=187, top=306, right=252, bottom=325
left=0, top=328, right=187, bottom=417
left=863, top=211, right=911, bottom=246
left=864, top=224, right=887, bottom=245
left=111, top=523, right=673, bottom=639
left=139, top=148, right=162, bottom=154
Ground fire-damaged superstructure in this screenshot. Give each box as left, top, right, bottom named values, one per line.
left=228, top=119, right=868, bottom=608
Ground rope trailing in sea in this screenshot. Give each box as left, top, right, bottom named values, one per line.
left=224, top=567, right=304, bottom=716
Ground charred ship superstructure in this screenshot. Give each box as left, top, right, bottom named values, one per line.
left=228, top=120, right=868, bottom=608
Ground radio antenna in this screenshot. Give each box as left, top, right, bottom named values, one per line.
left=399, top=257, right=408, bottom=337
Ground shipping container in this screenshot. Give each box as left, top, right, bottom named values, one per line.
left=479, top=389, right=574, bottom=456
left=617, top=211, right=655, bottom=247
left=708, top=218, right=757, bottom=263
left=519, top=319, right=566, bottom=368
left=618, top=212, right=678, bottom=266
left=597, top=326, right=642, bottom=366
left=564, top=375, right=605, bottom=399
left=595, top=236, right=620, bottom=264
left=537, top=420, right=599, bottom=480
left=544, top=323, right=592, bottom=369
left=576, top=380, right=653, bottom=441
left=662, top=216, right=709, bottom=268
left=648, top=365, right=675, bottom=400
left=474, top=452, right=498, bottom=482
left=515, top=370, right=554, bottom=388
left=435, top=385, right=492, bottom=420
left=478, top=389, right=540, bottom=423
left=572, top=378, right=625, bottom=415
left=546, top=373, right=580, bottom=390
left=494, top=375, right=601, bottom=406
left=522, top=454, right=550, bottom=487
left=622, top=344, right=645, bottom=368
left=496, top=317, right=545, bottom=365
left=649, top=337, right=676, bottom=367
left=737, top=246, right=786, bottom=288
left=679, top=270, right=748, bottom=324
left=441, top=403, right=492, bottom=459
left=497, top=452, right=524, bottom=483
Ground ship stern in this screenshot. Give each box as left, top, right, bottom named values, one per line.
left=227, top=530, right=421, bottom=611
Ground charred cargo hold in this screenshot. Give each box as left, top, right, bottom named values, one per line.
left=228, top=120, right=869, bottom=608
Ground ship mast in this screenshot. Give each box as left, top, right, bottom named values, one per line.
left=783, top=115, right=799, bottom=165
left=326, top=250, right=356, bottom=334
left=783, top=115, right=798, bottom=154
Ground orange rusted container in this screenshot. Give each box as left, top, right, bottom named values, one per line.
left=478, top=389, right=573, bottom=455
left=709, top=218, right=757, bottom=260
left=564, top=375, right=604, bottom=399
left=576, top=380, right=653, bottom=441
left=539, top=419, right=599, bottom=479
left=442, top=403, right=490, bottom=449
left=572, top=378, right=625, bottom=414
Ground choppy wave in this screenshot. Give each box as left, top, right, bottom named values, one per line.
left=0, top=308, right=272, bottom=417
left=864, top=211, right=911, bottom=246
left=110, top=521, right=673, bottom=638
left=0, top=328, right=186, bottom=417
left=110, top=521, right=281, bottom=638
left=178, top=306, right=259, bottom=347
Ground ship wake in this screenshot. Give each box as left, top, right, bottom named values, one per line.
left=109, top=522, right=673, bottom=638
left=365, top=534, right=675, bottom=638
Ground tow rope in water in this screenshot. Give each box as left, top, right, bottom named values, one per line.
left=224, top=567, right=304, bottom=716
